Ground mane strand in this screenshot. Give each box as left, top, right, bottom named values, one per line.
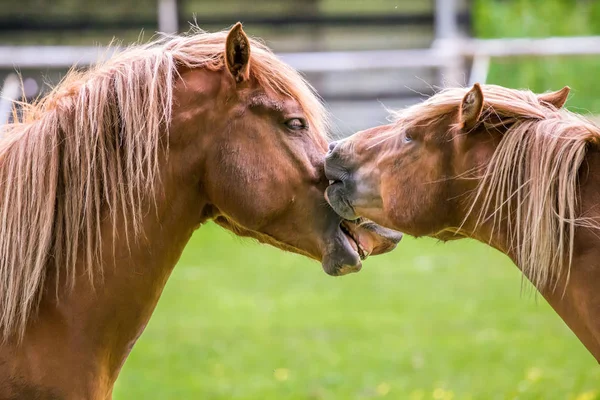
left=471, top=116, right=591, bottom=291
left=393, top=84, right=600, bottom=291
left=0, top=26, right=328, bottom=342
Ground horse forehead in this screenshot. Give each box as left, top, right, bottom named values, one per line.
left=176, top=67, right=223, bottom=97
left=176, top=68, right=328, bottom=148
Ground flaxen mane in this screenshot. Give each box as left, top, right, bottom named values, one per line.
left=0, top=27, right=327, bottom=342
left=393, top=84, right=600, bottom=291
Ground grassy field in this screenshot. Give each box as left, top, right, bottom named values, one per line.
left=110, top=1, right=600, bottom=398
left=113, top=224, right=599, bottom=399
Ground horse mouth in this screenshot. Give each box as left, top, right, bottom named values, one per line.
left=213, top=208, right=401, bottom=278
left=322, top=217, right=403, bottom=276
left=340, top=220, right=369, bottom=260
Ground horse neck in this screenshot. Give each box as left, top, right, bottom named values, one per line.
left=5, top=165, right=207, bottom=398
left=458, top=150, right=600, bottom=363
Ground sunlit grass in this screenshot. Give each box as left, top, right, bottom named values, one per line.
left=114, top=223, right=598, bottom=399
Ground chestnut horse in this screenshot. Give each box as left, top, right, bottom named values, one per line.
left=325, top=83, right=600, bottom=362
left=0, top=24, right=401, bottom=399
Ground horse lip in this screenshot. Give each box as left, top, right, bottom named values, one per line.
left=347, top=219, right=403, bottom=256
left=325, top=185, right=359, bottom=221
left=321, top=222, right=363, bottom=276
left=324, top=161, right=348, bottom=183
left=355, top=220, right=403, bottom=245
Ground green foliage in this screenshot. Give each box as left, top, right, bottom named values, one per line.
left=474, top=0, right=600, bottom=38
left=474, top=0, right=600, bottom=114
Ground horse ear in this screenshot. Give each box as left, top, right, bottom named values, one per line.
left=460, top=83, right=484, bottom=131
left=538, top=86, right=570, bottom=109
left=225, top=22, right=251, bottom=83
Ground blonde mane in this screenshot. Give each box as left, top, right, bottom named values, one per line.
left=394, top=84, right=600, bottom=291
left=0, top=26, right=327, bottom=342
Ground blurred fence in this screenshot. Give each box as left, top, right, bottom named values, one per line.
left=2, top=0, right=600, bottom=135
left=0, top=74, right=20, bottom=126
left=0, top=0, right=470, bottom=135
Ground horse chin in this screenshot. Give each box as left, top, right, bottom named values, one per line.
left=321, top=225, right=363, bottom=276
left=214, top=213, right=401, bottom=277
left=216, top=214, right=363, bottom=276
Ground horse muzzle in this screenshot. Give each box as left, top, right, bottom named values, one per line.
left=324, top=140, right=360, bottom=220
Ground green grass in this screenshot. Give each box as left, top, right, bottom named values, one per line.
left=114, top=223, right=599, bottom=399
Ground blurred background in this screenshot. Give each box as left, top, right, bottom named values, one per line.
left=2, top=0, right=600, bottom=398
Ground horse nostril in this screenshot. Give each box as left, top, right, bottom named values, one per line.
left=328, top=141, right=338, bottom=153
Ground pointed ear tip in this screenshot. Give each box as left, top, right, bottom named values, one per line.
left=228, top=22, right=244, bottom=36
left=465, top=83, right=483, bottom=97
left=464, top=83, right=483, bottom=105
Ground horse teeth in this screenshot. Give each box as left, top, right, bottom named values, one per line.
left=329, top=180, right=334, bottom=185
left=357, top=244, right=368, bottom=259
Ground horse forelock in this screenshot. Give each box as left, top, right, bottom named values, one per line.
left=390, top=84, right=600, bottom=291
left=0, top=26, right=329, bottom=342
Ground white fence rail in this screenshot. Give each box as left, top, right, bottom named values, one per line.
left=1, top=35, right=600, bottom=74
left=460, top=36, right=600, bottom=57
left=0, top=46, right=451, bottom=71
left=2, top=35, right=600, bottom=133
left=0, top=74, right=21, bottom=127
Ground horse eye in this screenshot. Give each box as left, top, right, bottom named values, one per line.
left=404, top=133, right=413, bottom=143
left=285, top=118, right=307, bottom=131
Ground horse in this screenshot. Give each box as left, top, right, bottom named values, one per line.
left=324, top=82, right=600, bottom=362
left=0, top=24, right=402, bottom=399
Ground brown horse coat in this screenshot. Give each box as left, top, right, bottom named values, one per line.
left=325, top=83, right=600, bottom=363
left=0, top=24, right=401, bottom=399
